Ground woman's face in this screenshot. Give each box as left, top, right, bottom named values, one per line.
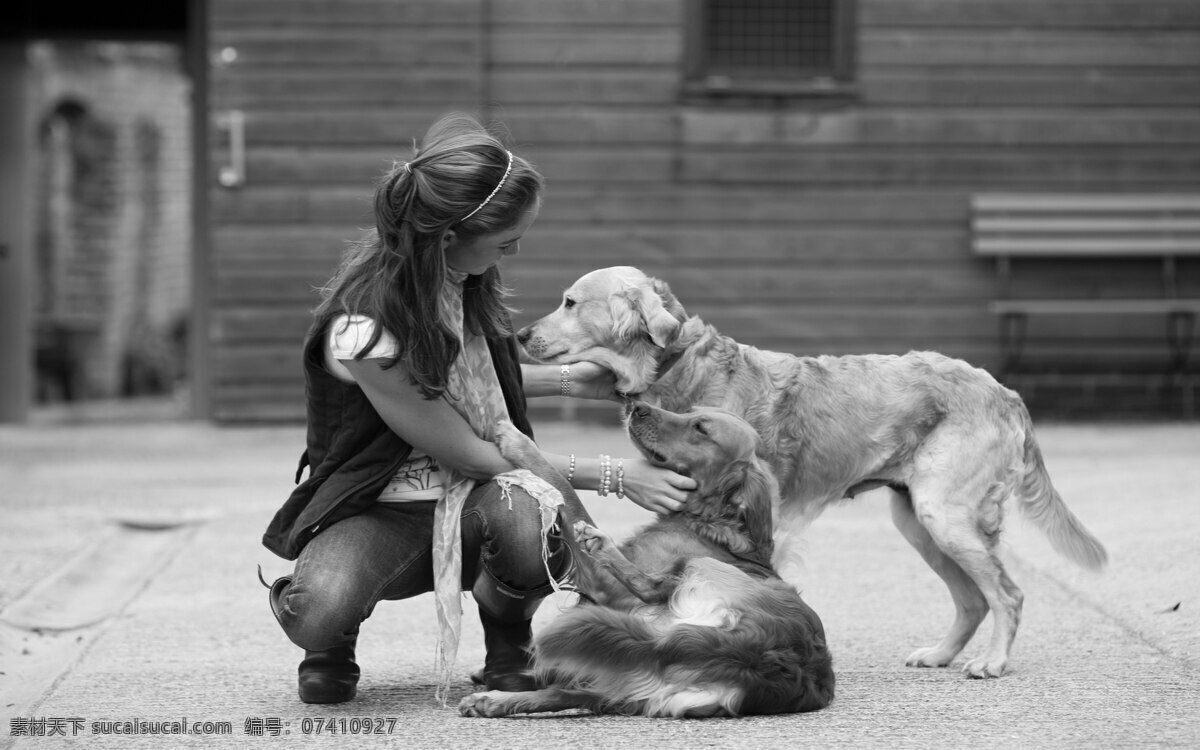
left=443, top=203, right=540, bottom=275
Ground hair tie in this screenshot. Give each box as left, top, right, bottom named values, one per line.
left=459, top=149, right=513, bottom=223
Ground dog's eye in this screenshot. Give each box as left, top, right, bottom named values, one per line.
left=563, top=297, right=576, bottom=309
left=693, top=420, right=708, bottom=436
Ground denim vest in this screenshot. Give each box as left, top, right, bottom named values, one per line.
left=262, top=315, right=533, bottom=560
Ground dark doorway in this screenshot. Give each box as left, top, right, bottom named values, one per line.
left=0, top=1, right=206, bottom=422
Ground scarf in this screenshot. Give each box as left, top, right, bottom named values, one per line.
left=431, top=270, right=564, bottom=704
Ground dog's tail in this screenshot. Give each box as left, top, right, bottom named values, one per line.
left=533, top=597, right=834, bottom=716
left=532, top=607, right=677, bottom=715
left=1013, top=405, right=1108, bottom=571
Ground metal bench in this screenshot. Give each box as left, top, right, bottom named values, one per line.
left=970, top=193, right=1200, bottom=414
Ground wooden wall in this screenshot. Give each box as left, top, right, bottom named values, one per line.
left=207, top=0, right=1200, bottom=421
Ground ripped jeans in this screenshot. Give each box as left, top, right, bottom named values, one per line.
left=274, top=480, right=568, bottom=652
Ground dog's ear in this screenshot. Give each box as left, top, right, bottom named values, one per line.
left=608, top=293, right=642, bottom=345
left=611, top=284, right=681, bottom=349
left=651, top=277, right=687, bottom=321
left=714, top=457, right=778, bottom=559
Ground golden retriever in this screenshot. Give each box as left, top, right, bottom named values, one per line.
left=459, top=403, right=835, bottom=718
left=515, top=265, right=1108, bottom=679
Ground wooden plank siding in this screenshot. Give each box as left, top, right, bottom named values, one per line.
left=207, top=0, right=1200, bottom=421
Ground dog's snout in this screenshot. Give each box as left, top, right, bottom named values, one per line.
left=632, top=401, right=651, bottom=419
left=516, top=326, right=532, bottom=345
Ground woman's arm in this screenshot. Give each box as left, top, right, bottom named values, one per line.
left=538, top=450, right=693, bottom=515
left=344, top=357, right=692, bottom=510
left=520, top=363, right=560, bottom=398
left=521, top=362, right=618, bottom=401
left=340, top=357, right=513, bottom=481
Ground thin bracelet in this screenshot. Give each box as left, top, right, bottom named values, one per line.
left=598, top=454, right=611, bottom=497
left=566, top=453, right=576, bottom=482
left=615, top=457, right=625, bottom=499
left=559, top=364, right=572, bottom=397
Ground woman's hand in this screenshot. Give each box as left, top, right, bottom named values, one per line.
left=614, top=457, right=696, bottom=515
left=565, top=361, right=622, bottom=402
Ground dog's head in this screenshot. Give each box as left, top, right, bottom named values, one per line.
left=626, top=401, right=776, bottom=563
left=516, top=266, right=686, bottom=394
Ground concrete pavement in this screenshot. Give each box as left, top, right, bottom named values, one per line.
left=1, top=413, right=1198, bottom=748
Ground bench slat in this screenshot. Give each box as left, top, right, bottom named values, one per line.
left=974, top=237, right=1200, bottom=256
left=989, top=299, right=1200, bottom=315
left=972, top=194, right=1200, bottom=212
left=974, top=217, right=1200, bottom=234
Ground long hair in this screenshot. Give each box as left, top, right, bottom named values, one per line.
left=312, top=113, right=544, bottom=398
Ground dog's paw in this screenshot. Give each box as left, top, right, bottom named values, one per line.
left=904, top=646, right=955, bottom=669
left=493, top=420, right=539, bottom=467
left=961, top=655, right=1006, bottom=679
left=458, top=691, right=512, bottom=718
left=572, top=520, right=610, bottom=556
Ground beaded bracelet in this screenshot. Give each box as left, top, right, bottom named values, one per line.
left=559, top=364, right=572, bottom=397
left=566, top=453, right=576, bottom=482
left=598, top=454, right=611, bottom=497
left=615, top=457, right=625, bottom=499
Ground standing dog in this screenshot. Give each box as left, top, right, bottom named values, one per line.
left=459, top=403, right=834, bottom=718
left=516, top=265, right=1108, bottom=678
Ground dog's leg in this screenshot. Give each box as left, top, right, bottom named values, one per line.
left=493, top=421, right=599, bottom=590
left=890, top=491, right=988, bottom=669
left=458, top=686, right=603, bottom=718
left=493, top=421, right=596, bottom=528
left=900, top=473, right=1024, bottom=679
left=574, top=521, right=675, bottom=604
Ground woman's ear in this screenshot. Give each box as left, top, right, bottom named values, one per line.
left=441, top=229, right=458, bottom=251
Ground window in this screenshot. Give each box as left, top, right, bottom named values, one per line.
left=685, top=0, right=857, bottom=98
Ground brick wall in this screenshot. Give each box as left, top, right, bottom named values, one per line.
left=29, top=42, right=191, bottom=400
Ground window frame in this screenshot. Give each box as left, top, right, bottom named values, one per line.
left=683, top=0, right=859, bottom=101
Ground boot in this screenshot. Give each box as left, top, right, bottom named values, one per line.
left=260, top=568, right=360, bottom=704
left=297, top=646, right=360, bottom=704
left=479, top=611, right=537, bottom=692
left=472, top=566, right=550, bottom=692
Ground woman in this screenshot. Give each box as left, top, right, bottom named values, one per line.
left=260, top=113, right=695, bottom=705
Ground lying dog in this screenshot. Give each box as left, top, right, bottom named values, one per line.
left=516, top=265, right=1109, bottom=679
left=459, top=402, right=834, bottom=718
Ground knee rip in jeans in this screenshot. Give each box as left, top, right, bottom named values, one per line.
left=489, top=520, right=572, bottom=585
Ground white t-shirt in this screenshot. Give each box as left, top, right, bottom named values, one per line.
left=327, top=314, right=444, bottom=502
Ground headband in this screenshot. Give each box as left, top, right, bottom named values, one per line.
left=459, top=149, right=514, bottom=223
